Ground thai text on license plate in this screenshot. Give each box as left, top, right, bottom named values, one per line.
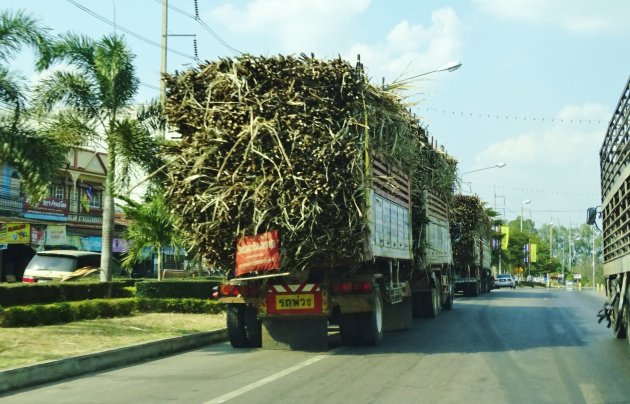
left=275, top=294, right=315, bottom=310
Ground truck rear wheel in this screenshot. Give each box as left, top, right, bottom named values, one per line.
left=357, top=292, right=384, bottom=346
left=619, top=297, right=629, bottom=341
left=227, top=304, right=261, bottom=348
left=443, top=288, right=454, bottom=310
left=612, top=299, right=627, bottom=339
left=244, top=307, right=262, bottom=348
left=428, top=280, right=442, bottom=318
left=414, top=282, right=441, bottom=318
left=473, top=281, right=480, bottom=297
left=227, top=304, right=249, bottom=348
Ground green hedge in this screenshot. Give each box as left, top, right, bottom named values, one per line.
left=0, top=282, right=134, bottom=307
left=0, top=298, right=225, bottom=327
left=136, top=298, right=225, bottom=314
left=135, top=280, right=217, bottom=299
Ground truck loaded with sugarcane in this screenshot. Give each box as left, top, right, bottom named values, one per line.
left=593, top=76, right=630, bottom=339
left=163, top=54, right=458, bottom=350
left=450, top=195, right=494, bottom=296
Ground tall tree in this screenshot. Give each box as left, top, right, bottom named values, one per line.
left=0, top=10, right=66, bottom=201
left=119, top=190, right=184, bottom=280
left=33, top=33, right=158, bottom=281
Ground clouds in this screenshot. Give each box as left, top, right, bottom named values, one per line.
left=470, top=103, right=609, bottom=224
left=209, top=1, right=462, bottom=84
left=472, top=0, right=630, bottom=34
left=348, top=8, right=462, bottom=83
left=474, top=103, right=608, bottom=169
left=211, top=0, right=370, bottom=54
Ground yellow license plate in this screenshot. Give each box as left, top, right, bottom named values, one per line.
left=275, top=294, right=315, bottom=310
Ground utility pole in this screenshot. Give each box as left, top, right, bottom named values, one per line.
left=160, top=0, right=168, bottom=116
left=568, top=224, right=580, bottom=279
left=592, top=226, right=596, bottom=289
left=549, top=218, right=553, bottom=258
left=561, top=242, right=565, bottom=280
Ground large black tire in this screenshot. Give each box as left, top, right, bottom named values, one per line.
left=443, top=287, right=454, bottom=310
left=357, top=291, right=384, bottom=346
left=227, top=304, right=249, bottom=348
left=339, top=313, right=360, bottom=346
left=432, top=279, right=442, bottom=316
left=244, top=307, right=262, bottom=348
left=617, top=295, right=630, bottom=345
left=612, top=295, right=627, bottom=339
left=421, top=281, right=441, bottom=318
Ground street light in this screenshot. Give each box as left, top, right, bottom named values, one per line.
left=400, top=61, right=463, bottom=82
left=520, top=200, right=531, bottom=231
left=462, top=162, right=507, bottom=176
left=459, top=162, right=506, bottom=193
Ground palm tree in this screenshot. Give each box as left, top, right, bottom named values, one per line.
left=0, top=10, right=51, bottom=113
left=119, top=191, right=185, bottom=280
left=33, top=33, right=160, bottom=282
left=0, top=10, right=66, bottom=201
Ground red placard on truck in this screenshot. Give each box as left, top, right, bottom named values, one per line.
left=235, top=231, right=280, bottom=276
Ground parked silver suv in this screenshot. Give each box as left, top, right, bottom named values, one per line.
left=22, top=250, right=101, bottom=283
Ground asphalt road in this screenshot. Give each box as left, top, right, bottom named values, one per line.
left=4, top=287, right=630, bottom=404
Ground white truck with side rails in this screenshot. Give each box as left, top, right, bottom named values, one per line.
left=594, top=76, right=630, bottom=339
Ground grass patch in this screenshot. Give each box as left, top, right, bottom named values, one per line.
left=0, top=312, right=225, bottom=370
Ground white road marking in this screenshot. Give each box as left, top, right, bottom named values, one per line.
left=579, top=383, right=604, bottom=404
left=204, top=347, right=344, bottom=403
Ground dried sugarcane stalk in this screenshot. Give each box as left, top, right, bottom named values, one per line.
left=162, top=54, right=457, bottom=274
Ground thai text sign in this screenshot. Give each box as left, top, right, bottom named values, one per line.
left=235, top=230, right=280, bottom=276
left=24, top=197, right=69, bottom=215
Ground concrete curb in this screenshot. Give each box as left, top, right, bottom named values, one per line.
left=0, top=328, right=228, bottom=395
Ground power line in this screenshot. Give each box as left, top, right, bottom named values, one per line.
left=422, top=106, right=606, bottom=126
left=140, top=82, right=160, bottom=91
left=66, top=0, right=196, bottom=61
left=471, top=182, right=599, bottom=198
left=152, top=0, right=241, bottom=55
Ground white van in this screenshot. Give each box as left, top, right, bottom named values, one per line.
left=22, top=250, right=101, bottom=283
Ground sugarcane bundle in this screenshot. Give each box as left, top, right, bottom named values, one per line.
left=163, top=54, right=457, bottom=274
left=450, top=194, right=491, bottom=263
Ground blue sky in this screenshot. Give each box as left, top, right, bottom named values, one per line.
left=5, top=0, right=629, bottom=228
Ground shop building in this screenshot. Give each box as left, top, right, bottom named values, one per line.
left=0, top=147, right=127, bottom=282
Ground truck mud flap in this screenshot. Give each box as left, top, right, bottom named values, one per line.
left=383, top=296, right=412, bottom=331
left=262, top=317, right=328, bottom=351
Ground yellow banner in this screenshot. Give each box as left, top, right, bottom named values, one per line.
left=0, top=223, right=31, bottom=244
left=501, top=226, right=510, bottom=250
left=530, top=244, right=537, bottom=262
